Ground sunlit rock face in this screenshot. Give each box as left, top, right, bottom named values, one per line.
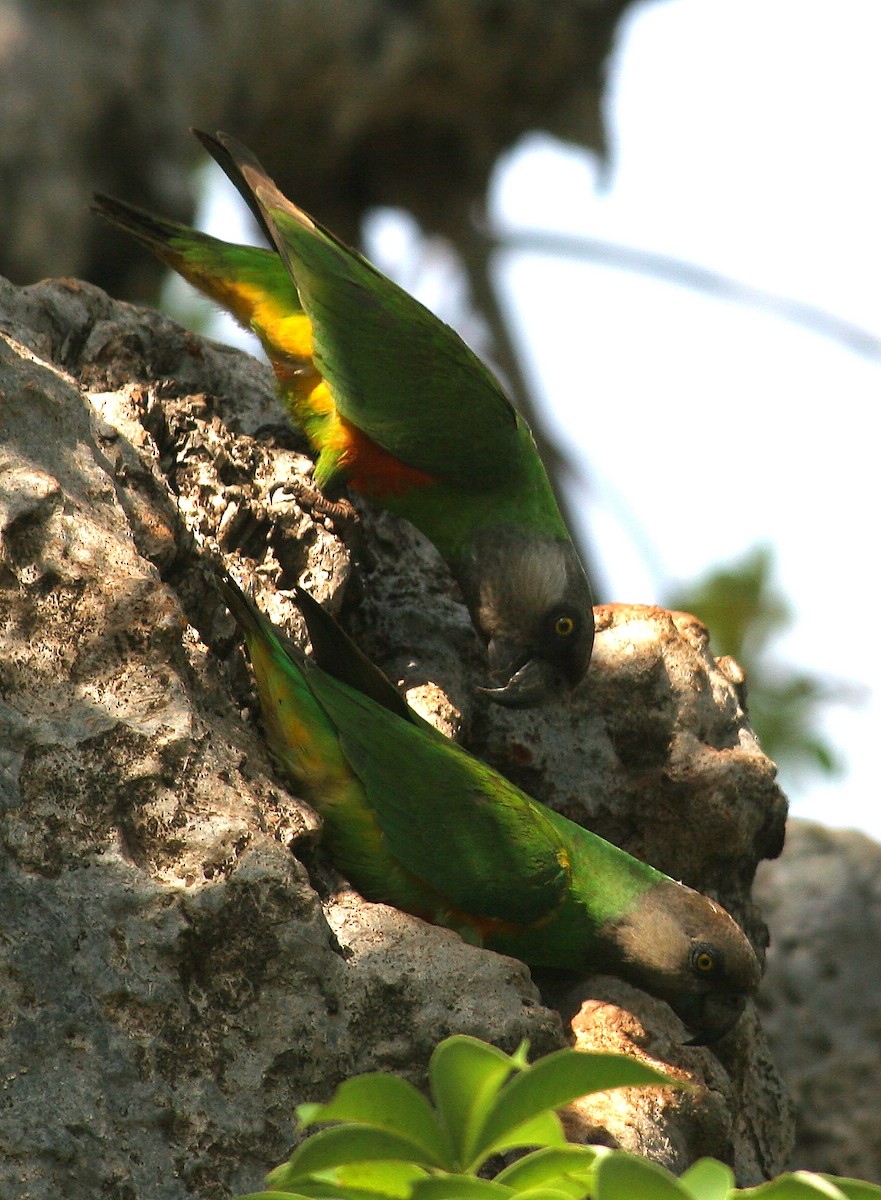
left=1, top=275, right=791, bottom=1195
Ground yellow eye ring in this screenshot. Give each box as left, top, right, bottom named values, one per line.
left=554, top=615, right=576, bottom=638
left=693, top=950, right=715, bottom=973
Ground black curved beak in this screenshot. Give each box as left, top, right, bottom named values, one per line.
left=477, top=655, right=565, bottom=708
left=678, top=992, right=749, bottom=1046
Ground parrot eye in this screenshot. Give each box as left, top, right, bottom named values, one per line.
left=552, top=613, right=577, bottom=639
left=539, top=607, right=591, bottom=682
left=691, top=946, right=717, bottom=974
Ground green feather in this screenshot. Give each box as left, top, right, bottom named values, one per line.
left=96, top=131, right=597, bottom=703
left=219, top=575, right=762, bottom=1042
left=265, top=206, right=523, bottom=490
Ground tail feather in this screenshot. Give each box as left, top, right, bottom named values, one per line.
left=218, top=569, right=349, bottom=797
left=192, top=128, right=278, bottom=248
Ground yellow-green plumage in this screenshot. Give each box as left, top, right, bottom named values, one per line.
left=221, top=574, right=761, bottom=1043
left=93, top=129, right=596, bottom=705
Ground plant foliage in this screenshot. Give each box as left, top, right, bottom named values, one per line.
left=236, top=1035, right=881, bottom=1200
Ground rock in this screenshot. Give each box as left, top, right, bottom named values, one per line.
left=755, top=820, right=881, bottom=1183
left=562, top=984, right=788, bottom=1180
left=1, top=275, right=792, bottom=1195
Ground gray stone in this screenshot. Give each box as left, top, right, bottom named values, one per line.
left=1, top=276, right=792, bottom=1195
left=755, top=820, right=881, bottom=1183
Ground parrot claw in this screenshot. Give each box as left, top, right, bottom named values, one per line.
left=282, top=478, right=374, bottom=570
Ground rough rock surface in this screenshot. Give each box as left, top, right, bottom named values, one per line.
left=755, top=820, right=881, bottom=1184
left=1, top=276, right=792, bottom=1196
left=562, top=986, right=785, bottom=1179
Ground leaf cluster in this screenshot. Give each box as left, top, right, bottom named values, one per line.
left=237, top=1035, right=881, bottom=1200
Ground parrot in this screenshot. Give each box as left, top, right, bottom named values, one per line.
left=218, top=572, right=761, bottom=1045
left=91, top=128, right=595, bottom=706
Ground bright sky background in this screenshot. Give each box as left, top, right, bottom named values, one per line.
left=190, top=0, right=881, bottom=838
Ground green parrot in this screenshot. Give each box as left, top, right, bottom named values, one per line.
left=92, top=128, right=594, bottom=706
left=218, top=572, right=760, bottom=1045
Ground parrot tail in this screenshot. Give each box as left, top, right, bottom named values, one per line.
left=218, top=569, right=342, bottom=791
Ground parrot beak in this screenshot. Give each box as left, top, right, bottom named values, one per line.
left=677, top=992, right=749, bottom=1046
left=478, top=646, right=567, bottom=708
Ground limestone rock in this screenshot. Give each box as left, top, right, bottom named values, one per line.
left=1, top=275, right=792, bottom=1195
left=755, top=820, right=881, bottom=1183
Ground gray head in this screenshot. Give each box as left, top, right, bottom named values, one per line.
left=606, top=880, right=762, bottom=1045
left=459, top=529, right=595, bottom=707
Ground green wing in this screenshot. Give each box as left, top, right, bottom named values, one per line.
left=269, top=207, right=522, bottom=488
left=198, top=131, right=523, bottom=490
left=304, top=667, right=571, bottom=925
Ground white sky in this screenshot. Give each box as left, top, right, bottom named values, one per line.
left=195, top=0, right=881, bottom=838
left=492, top=0, right=881, bottom=837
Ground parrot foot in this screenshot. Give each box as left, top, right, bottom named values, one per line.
left=284, top=478, right=374, bottom=569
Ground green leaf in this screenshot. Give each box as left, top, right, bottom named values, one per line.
left=594, top=1153, right=693, bottom=1200
left=429, top=1036, right=523, bottom=1169
left=275, top=1159, right=429, bottom=1199
left=680, top=1157, right=735, bottom=1199
left=476, top=1109, right=569, bottom=1163
left=476, top=1050, right=676, bottom=1164
left=515, top=1192, right=590, bottom=1200
left=667, top=544, right=850, bottom=781
left=410, top=1174, right=514, bottom=1199
left=295, top=1073, right=447, bottom=1166
left=236, top=1192, right=321, bottom=1200
left=268, top=1127, right=436, bottom=1188
left=252, top=1187, right=405, bottom=1200
left=329, top=1161, right=428, bottom=1195
left=739, top=1173, right=849, bottom=1198
left=495, top=1145, right=601, bottom=1196
left=820, top=1179, right=881, bottom=1200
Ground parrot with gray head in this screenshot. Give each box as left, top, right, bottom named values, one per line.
left=219, top=573, right=760, bottom=1045
left=93, top=129, right=594, bottom=704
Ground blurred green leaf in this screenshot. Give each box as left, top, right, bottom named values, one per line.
left=476, top=1051, right=674, bottom=1166
left=818, top=1180, right=881, bottom=1199
left=680, top=1157, right=734, bottom=1199
left=738, top=1171, right=848, bottom=1197
left=594, top=1152, right=692, bottom=1198
left=741, top=1176, right=881, bottom=1200
left=295, top=1073, right=447, bottom=1166
left=237, top=1192, right=322, bottom=1200
left=410, top=1175, right=514, bottom=1199
left=668, top=544, right=856, bottom=779
left=278, top=1159, right=429, bottom=1199
left=269, top=1127, right=437, bottom=1189
left=495, top=1145, right=603, bottom=1196
left=669, top=545, right=784, bottom=662
left=428, top=1036, right=526, bottom=1170
left=245, top=1035, right=881, bottom=1200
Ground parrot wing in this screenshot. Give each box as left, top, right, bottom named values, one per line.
left=195, top=130, right=523, bottom=490
left=303, top=666, right=571, bottom=926
left=293, top=586, right=415, bottom=725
